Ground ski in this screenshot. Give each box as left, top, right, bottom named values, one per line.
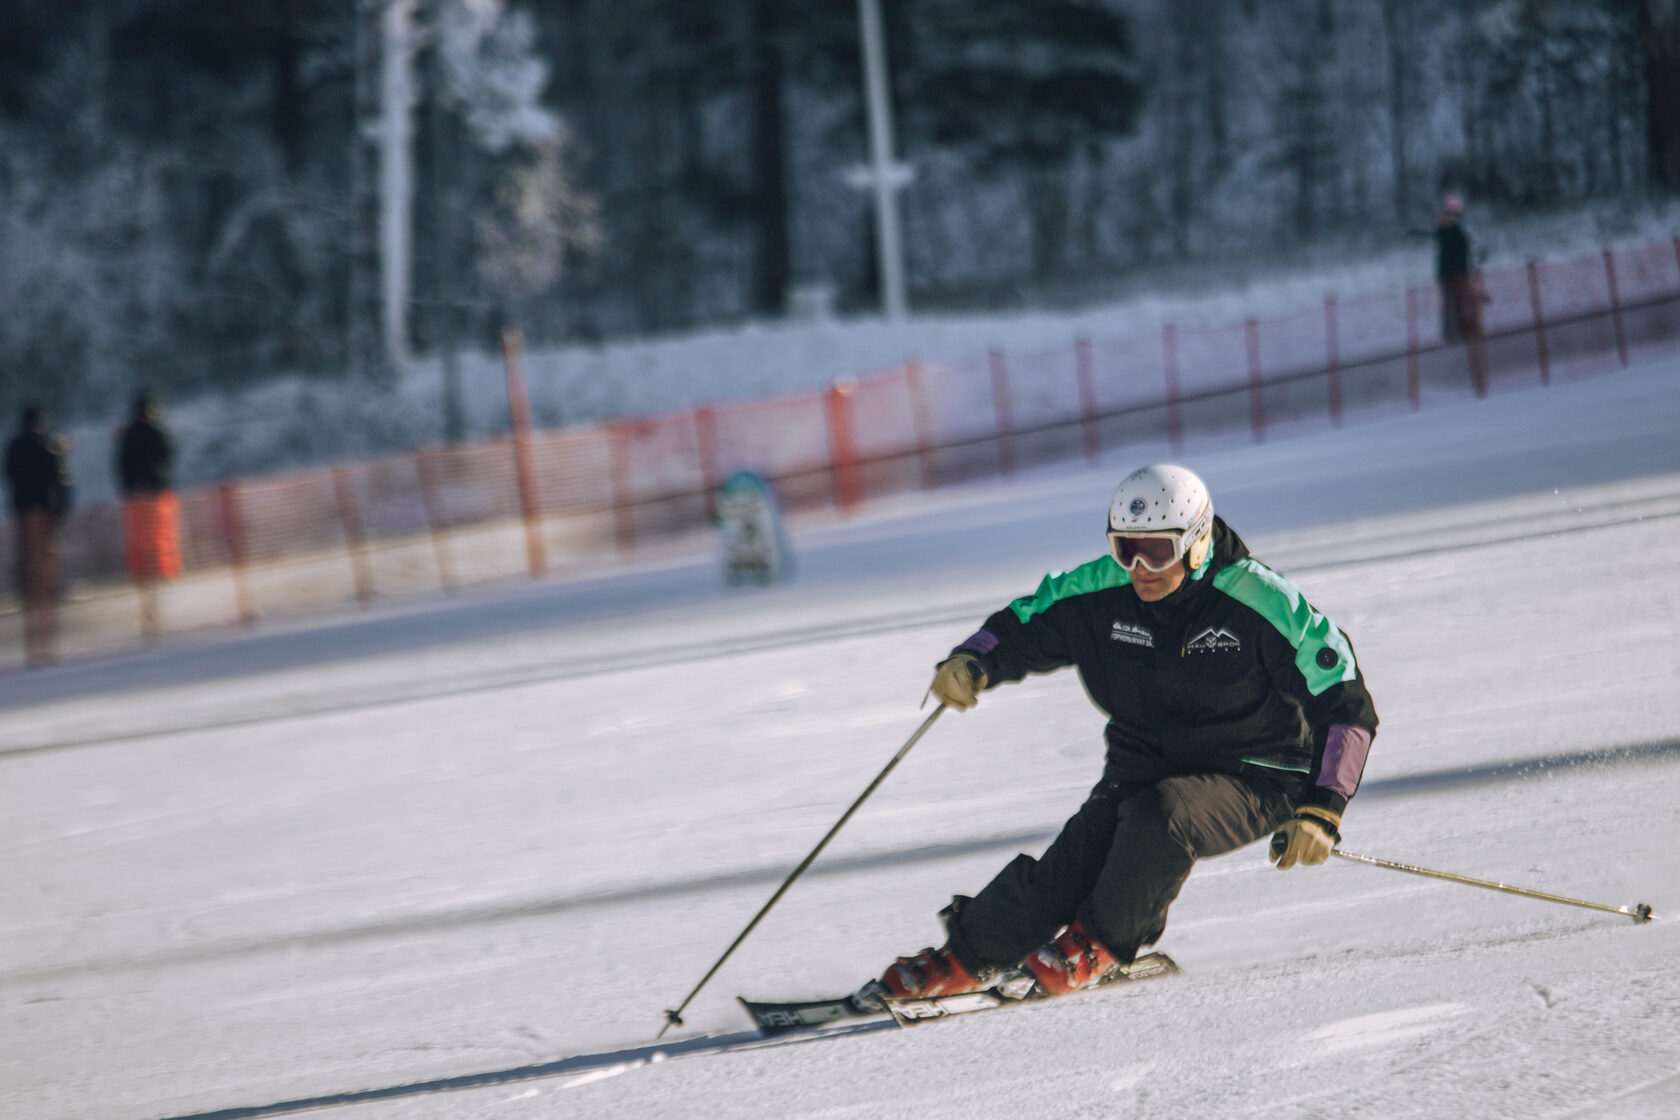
left=739, top=951, right=1180, bottom=1037
left=737, top=993, right=883, bottom=1036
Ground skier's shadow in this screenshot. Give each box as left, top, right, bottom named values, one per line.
left=156, top=1022, right=895, bottom=1120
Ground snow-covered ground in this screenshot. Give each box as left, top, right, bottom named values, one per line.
left=3, top=353, right=1679, bottom=1119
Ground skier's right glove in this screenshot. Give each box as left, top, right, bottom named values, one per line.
left=928, top=654, right=987, bottom=711
left=1269, top=806, right=1342, bottom=870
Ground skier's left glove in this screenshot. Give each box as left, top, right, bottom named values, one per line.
left=1269, top=806, right=1341, bottom=870
left=928, top=654, right=987, bottom=711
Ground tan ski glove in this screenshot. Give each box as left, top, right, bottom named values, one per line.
left=929, top=654, right=987, bottom=711
left=1270, top=806, right=1342, bottom=869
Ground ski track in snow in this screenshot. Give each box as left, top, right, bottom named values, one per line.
left=2, top=356, right=1680, bottom=1120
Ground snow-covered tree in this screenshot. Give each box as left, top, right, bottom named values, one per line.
left=426, top=0, right=596, bottom=326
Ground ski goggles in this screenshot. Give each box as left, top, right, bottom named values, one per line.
left=1107, top=530, right=1188, bottom=574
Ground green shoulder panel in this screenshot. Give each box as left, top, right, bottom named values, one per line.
left=1212, top=558, right=1357, bottom=696
left=1009, top=556, right=1131, bottom=624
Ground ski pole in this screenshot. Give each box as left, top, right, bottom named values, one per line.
left=1329, top=847, right=1653, bottom=924
left=658, top=705, right=947, bottom=1037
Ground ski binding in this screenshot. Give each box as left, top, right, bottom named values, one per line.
left=738, top=951, right=1179, bottom=1036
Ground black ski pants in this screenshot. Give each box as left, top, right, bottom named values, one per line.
left=948, top=771, right=1296, bottom=969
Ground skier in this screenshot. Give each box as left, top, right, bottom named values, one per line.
left=865, top=464, right=1377, bottom=1002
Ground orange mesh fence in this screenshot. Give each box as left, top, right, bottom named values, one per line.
left=1528, top=252, right=1624, bottom=380
left=1167, top=321, right=1253, bottom=439
left=906, top=355, right=1016, bottom=485
left=528, top=426, right=615, bottom=517
left=179, top=487, right=235, bottom=570
left=424, top=439, right=523, bottom=528
left=1334, top=289, right=1413, bottom=366
left=1249, top=307, right=1335, bottom=440
left=8, top=234, right=1679, bottom=658
left=54, top=501, right=122, bottom=584
left=607, top=411, right=708, bottom=551
left=1612, top=240, right=1680, bottom=366
left=233, top=470, right=345, bottom=564
left=337, top=452, right=431, bottom=539
left=1479, top=261, right=1536, bottom=337
left=996, top=346, right=1088, bottom=470
left=709, top=391, right=834, bottom=511
left=1614, top=240, right=1680, bottom=305
left=1532, top=252, right=1614, bottom=323
left=1082, top=332, right=1176, bottom=456
left=1253, top=306, right=1331, bottom=382
left=845, top=363, right=927, bottom=498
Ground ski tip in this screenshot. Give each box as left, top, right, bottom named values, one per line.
left=738, top=994, right=878, bottom=1037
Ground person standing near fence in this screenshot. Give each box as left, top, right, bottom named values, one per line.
left=116, top=391, right=181, bottom=642
left=1433, top=192, right=1482, bottom=344
left=4, top=404, right=74, bottom=667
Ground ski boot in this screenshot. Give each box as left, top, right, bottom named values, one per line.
left=1023, top=920, right=1121, bottom=996
left=852, top=897, right=997, bottom=1011
left=853, top=941, right=1001, bottom=1011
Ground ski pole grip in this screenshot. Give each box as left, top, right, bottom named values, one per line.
left=1269, top=831, right=1287, bottom=859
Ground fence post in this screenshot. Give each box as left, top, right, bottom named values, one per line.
left=331, top=465, right=375, bottom=604
left=1323, top=296, right=1343, bottom=426
left=904, top=358, right=936, bottom=489
left=414, top=447, right=456, bottom=591
left=1405, top=288, right=1421, bottom=410
left=693, top=406, right=721, bottom=518
left=607, top=421, right=636, bottom=558
left=1603, top=248, right=1628, bottom=367
left=988, top=348, right=1016, bottom=476
left=501, top=327, right=547, bottom=579
left=1526, top=260, right=1552, bottom=386
left=1074, top=336, right=1101, bottom=466
left=1467, top=273, right=1489, bottom=398
left=1244, top=317, right=1266, bottom=441
left=823, top=378, right=860, bottom=514
left=1161, top=324, right=1184, bottom=450
left=218, top=480, right=256, bottom=627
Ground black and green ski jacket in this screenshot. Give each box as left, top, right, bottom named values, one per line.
left=951, top=518, right=1378, bottom=815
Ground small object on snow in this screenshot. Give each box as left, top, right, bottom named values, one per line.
left=715, top=469, right=792, bottom=586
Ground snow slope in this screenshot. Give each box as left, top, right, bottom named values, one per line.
left=2, top=354, right=1679, bottom=1120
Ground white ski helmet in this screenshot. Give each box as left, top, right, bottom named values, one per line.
left=1106, top=464, right=1215, bottom=571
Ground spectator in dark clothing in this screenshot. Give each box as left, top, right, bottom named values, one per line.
left=4, top=405, right=73, bottom=666
left=1434, top=192, right=1481, bottom=343
left=115, top=392, right=181, bottom=641
left=118, top=392, right=175, bottom=496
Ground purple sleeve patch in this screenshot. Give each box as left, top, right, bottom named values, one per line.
left=1317, top=724, right=1373, bottom=799
left=957, top=629, right=1000, bottom=655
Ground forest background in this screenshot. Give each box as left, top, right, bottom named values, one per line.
left=2, top=0, right=1677, bottom=488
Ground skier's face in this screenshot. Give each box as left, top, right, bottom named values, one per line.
left=1129, top=559, right=1187, bottom=602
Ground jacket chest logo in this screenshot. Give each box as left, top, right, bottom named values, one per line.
left=1185, top=626, right=1242, bottom=654
left=1110, top=621, right=1155, bottom=648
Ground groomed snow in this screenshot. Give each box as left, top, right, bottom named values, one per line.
left=3, top=355, right=1679, bottom=1120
